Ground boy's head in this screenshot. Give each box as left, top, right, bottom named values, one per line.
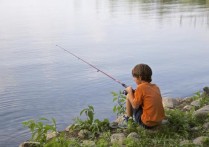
left=132, top=64, right=152, bottom=83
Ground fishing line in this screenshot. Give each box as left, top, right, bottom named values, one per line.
left=56, top=45, right=128, bottom=91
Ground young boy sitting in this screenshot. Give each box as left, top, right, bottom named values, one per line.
left=125, top=64, right=165, bottom=129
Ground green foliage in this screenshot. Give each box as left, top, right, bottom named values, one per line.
left=112, top=91, right=126, bottom=116
left=72, top=105, right=110, bottom=138
left=166, top=109, right=198, bottom=138
left=127, top=118, right=138, bottom=133
left=22, top=117, right=57, bottom=146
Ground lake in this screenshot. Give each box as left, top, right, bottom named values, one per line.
left=0, top=0, right=209, bottom=146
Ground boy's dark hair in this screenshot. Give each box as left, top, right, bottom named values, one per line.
left=132, top=64, right=152, bottom=82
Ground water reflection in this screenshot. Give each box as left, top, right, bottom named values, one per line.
left=107, top=0, right=209, bottom=28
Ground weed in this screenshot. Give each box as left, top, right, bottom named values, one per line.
left=22, top=118, right=57, bottom=146
left=112, top=91, right=126, bottom=116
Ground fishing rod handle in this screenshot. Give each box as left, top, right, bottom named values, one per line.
left=123, top=89, right=135, bottom=95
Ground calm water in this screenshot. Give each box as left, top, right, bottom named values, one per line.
left=0, top=0, right=209, bottom=146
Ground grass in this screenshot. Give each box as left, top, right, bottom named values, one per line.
left=22, top=90, right=209, bottom=146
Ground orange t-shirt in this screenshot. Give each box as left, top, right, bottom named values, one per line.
left=132, top=82, right=165, bottom=127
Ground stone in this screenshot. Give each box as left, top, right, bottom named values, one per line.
left=183, top=105, right=193, bottom=111
left=19, top=141, right=40, bottom=147
left=193, top=136, right=209, bottom=145
left=110, top=133, right=125, bottom=145
left=161, top=119, right=169, bottom=125
left=193, top=105, right=209, bottom=118
left=82, top=140, right=96, bottom=147
left=203, top=122, right=209, bottom=129
left=179, top=140, right=191, bottom=146
left=190, top=127, right=199, bottom=132
left=127, top=132, right=139, bottom=141
left=203, top=87, right=209, bottom=95
left=191, top=99, right=201, bottom=107
left=78, top=129, right=90, bottom=139
left=65, top=125, right=72, bottom=132
left=162, top=98, right=180, bottom=109
left=46, top=131, right=57, bottom=140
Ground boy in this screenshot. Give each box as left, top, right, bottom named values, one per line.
left=125, top=64, right=165, bottom=129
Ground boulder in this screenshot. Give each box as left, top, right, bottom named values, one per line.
left=82, top=140, right=96, bottom=147
left=193, top=105, right=209, bottom=118
left=203, top=87, right=209, bottom=95
left=179, top=140, right=192, bottom=146
left=127, top=132, right=139, bottom=141
left=78, top=129, right=90, bottom=139
left=183, top=105, right=193, bottom=111
left=190, top=99, right=201, bottom=107
left=65, top=125, right=72, bottom=132
left=110, top=133, right=125, bottom=145
left=19, top=142, right=40, bottom=147
left=193, top=136, right=209, bottom=145
left=162, top=98, right=180, bottom=109
left=203, top=122, right=209, bottom=129
left=46, top=131, right=57, bottom=140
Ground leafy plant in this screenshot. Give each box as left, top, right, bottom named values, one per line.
left=22, top=118, right=57, bottom=146
left=72, top=105, right=110, bottom=138
left=112, top=91, right=126, bottom=116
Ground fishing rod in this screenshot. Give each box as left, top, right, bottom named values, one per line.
left=56, top=45, right=128, bottom=93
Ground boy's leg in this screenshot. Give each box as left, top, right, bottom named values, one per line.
left=126, top=94, right=133, bottom=117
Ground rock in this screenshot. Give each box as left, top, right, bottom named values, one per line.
left=183, top=105, right=193, bottom=111
left=110, top=133, right=125, bottom=145
left=193, top=136, right=209, bottom=145
left=193, top=105, right=209, bottom=118
left=82, top=140, right=96, bottom=147
left=179, top=140, right=191, bottom=146
left=19, top=141, right=40, bottom=147
left=203, top=122, right=209, bottom=129
left=162, top=98, right=180, bottom=109
left=65, top=125, right=72, bottom=132
left=46, top=131, right=57, bottom=140
left=191, top=99, right=201, bottom=107
left=203, top=87, right=209, bottom=95
left=161, top=119, right=169, bottom=125
left=78, top=129, right=90, bottom=139
left=127, top=132, right=139, bottom=141
left=190, top=127, right=199, bottom=132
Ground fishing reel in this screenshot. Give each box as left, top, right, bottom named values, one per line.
left=122, top=89, right=135, bottom=95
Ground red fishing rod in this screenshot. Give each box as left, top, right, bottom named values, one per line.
left=56, top=45, right=128, bottom=94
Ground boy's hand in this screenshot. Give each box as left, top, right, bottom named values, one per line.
left=125, top=86, right=133, bottom=94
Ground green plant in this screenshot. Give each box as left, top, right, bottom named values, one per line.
left=22, top=118, right=57, bottom=146
left=112, top=91, right=126, bottom=116
left=72, top=105, right=110, bottom=138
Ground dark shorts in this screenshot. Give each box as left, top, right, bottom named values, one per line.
left=133, top=107, right=155, bottom=129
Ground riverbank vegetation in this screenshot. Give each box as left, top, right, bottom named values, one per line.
left=21, top=88, right=209, bottom=146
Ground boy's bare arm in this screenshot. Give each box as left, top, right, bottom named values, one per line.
left=126, top=86, right=139, bottom=109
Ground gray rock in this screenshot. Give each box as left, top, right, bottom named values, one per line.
left=65, top=125, right=72, bottom=132
left=19, top=141, right=40, bottom=147
left=46, top=131, right=57, bottom=140
left=162, top=98, right=180, bottom=109
left=190, top=127, right=199, bottom=132
left=193, top=136, right=209, bottom=145
left=179, top=140, right=191, bottom=146
left=78, top=129, right=90, bottom=139
left=82, top=140, right=96, bottom=147
left=193, top=105, right=209, bottom=118
left=183, top=105, right=193, bottom=111
left=127, top=132, right=139, bottom=141
left=191, top=99, right=201, bottom=107
left=203, top=122, right=209, bottom=129
left=203, top=87, right=209, bottom=95
left=161, top=119, right=169, bottom=125
left=110, top=133, right=125, bottom=145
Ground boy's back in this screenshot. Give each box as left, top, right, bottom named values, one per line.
left=134, top=82, right=165, bottom=126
